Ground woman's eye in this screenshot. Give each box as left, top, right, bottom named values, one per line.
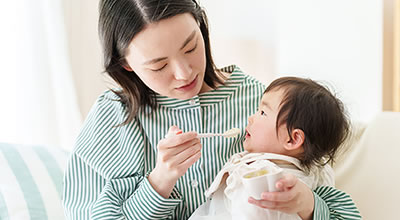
left=185, top=44, right=197, bottom=54
left=151, top=64, right=167, bottom=72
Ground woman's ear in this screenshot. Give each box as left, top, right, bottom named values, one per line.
left=121, top=59, right=133, bottom=72
left=123, top=64, right=133, bottom=72
left=283, top=128, right=305, bottom=151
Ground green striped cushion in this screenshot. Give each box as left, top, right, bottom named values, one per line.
left=0, top=143, right=69, bottom=220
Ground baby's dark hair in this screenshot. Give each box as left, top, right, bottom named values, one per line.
left=265, top=77, right=350, bottom=170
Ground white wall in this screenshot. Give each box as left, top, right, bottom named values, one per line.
left=202, top=0, right=382, bottom=123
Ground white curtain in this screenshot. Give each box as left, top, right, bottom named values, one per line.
left=0, top=0, right=82, bottom=151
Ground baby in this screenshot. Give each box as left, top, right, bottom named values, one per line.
left=190, top=76, right=350, bottom=220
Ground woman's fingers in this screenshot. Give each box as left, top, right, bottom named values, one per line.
left=261, top=191, right=295, bottom=203
left=259, top=174, right=297, bottom=202
left=157, top=127, right=202, bottom=175
left=164, top=138, right=201, bottom=165
left=248, top=174, right=315, bottom=217
left=248, top=197, right=291, bottom=210
left=162, top=131, right=198, bottom=147
left=261, top=188, right=296, bottom=202
left=167, top=125, right=181, bottom=135
left=249, top=196, right=301, bottom=215
left=276, top=173, right=297, bottom=190
left=160, top=137, right=200, bottom=157
left=175, top=139, right=201, bottom=165
left=177, top=143, right=202, bottom=168
left=160, top=138, right=201, bottom=163
left=160, top=126, right=201, bottom=163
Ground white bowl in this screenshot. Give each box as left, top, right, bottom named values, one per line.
left=242, top=167, right=284, bottom=199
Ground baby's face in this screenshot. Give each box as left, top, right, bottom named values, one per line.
left=244, top=89, right=289, bottom=154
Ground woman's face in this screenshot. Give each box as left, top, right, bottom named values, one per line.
left=124, top=13, right=208, bottom=100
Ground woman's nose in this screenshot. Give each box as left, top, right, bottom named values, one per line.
left=172, top=58, right=192, bottom=80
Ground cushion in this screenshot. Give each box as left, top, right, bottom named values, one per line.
left=0, top=143, right=69, bottom=219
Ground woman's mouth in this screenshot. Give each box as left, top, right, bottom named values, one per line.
left=176, top=75, right=198, bottom=92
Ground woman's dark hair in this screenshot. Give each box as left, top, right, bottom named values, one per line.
left=264, top=77, right=350, bottom=170
left=98, top=0, right=223, bottom=124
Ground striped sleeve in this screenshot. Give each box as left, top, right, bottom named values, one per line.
left=63, top=153, right=107, bottom=219
left=91, top=176, right=182, bottom=219
left=63, top=91, right=182, bottom=219
left=121, top=178, right=182, bottom=219
left=313, top=186, right=362, bottom=219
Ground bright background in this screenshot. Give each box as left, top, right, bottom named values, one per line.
left=1, top=0, right=385, bottom=151
left=203, top=0, right=382, bottom=125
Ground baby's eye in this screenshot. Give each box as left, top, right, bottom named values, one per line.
left=260, top=110, right=267, bottom=116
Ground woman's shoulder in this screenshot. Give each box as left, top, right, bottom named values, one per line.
left=91, top=90, right=126, bottom=114
left=83, top=89, right=131, bottom=128
left=219, top=65, right=266, bottom=87
left=97, top=89, right=123, bottom=105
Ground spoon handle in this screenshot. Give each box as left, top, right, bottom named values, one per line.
left=197, top=133, right=224, bottom=138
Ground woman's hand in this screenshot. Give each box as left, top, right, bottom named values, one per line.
left=148, top=126, right=202, bottom=198
left=248, top=174, right=315, bottom=220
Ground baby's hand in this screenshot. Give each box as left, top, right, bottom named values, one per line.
left=247, top=174, right=314, bottom=220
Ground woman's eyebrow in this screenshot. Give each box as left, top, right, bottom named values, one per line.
left=180, top=30, right=196, bottom=50
left=142, top=30, right=196, bottom=65
left=143, top=57, right=167, bottom=65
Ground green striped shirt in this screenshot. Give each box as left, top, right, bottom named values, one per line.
left=63, top=65, right=361, bottom=219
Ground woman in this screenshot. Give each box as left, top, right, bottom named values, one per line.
left=63, top=0, right=361, bottom=219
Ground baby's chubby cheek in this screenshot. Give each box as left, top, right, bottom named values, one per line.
left=243, top=139, right=251, bottom=151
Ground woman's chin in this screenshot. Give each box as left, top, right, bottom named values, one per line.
left=173, top=86, right=202, bottom=100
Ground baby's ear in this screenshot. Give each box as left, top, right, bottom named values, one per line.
left=284, top=129, right=305, bottom=151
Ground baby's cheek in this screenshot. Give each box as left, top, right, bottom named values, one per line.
left=243, top=139, right=249, bottom=150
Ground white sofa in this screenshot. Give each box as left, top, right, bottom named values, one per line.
left=0, top=111, right=399, bottom=219
left=333, top=111, right=400, bottom=219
